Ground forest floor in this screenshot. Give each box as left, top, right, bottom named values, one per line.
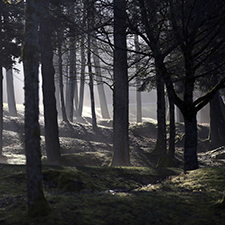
left=1, top=105, right=225, bottom=224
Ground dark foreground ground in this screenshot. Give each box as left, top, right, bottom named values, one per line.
left=1, top=106, right=225, bottom=224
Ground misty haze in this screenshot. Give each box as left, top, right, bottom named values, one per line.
left=1, top=0, right=225, bottom=224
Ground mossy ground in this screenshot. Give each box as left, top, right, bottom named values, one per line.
left=1, top=165, right=225, bottom=225
left=2, top=105, right=225, bottom=224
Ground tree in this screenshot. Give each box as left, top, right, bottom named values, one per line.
left=6, top=68, right=17, bottom=116
left=87, top=0, right=97, bottom=130
left=23, top=0, right=50, bottom=216
left=40, top=0, right=61, bottom=164
left=134, top=0, right=225, bottom=171
left=57, top=30, right=68, bottom=122
left=92, top=36, right=110, bottom=120
left=209, top=91, right=225, bottom=149
left=0, top=0, right=3, bottom=158
left=65, top=2, right=78, bottom=122
left=77, top=32, right=86, bottom=117
left=111, top=0, right=130, bottom=166
left=134, top=34, right=142, bottom=123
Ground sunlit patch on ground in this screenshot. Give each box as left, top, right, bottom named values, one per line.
left=2, top=153, right=26, bottom=164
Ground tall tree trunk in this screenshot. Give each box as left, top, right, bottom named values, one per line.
left=111, top=0, right=130, bottom=166
left=155, top=71, right=167, bottom=156
left=209, top=92, right=225, bottom=149
left=87, top=0, right=97, bottom=130
left=209, top=97, right=221, bottom=149
left=175, top=83, right=184, bottom=122
left=168, top=95, right=175, bottom=158
left=77, top=34, right=86, bottom=117
left=134, top=35, right=142, bottom=123
left=87, top=37, right=97, bottom=129
left=23, top=0, right=49, bottom=217
left=183, top=49, right=198, bottom=171
left=6, top=68, right=17, bottom=116
left=53, top=53, right=62, bottom=119
left=57, top=32, right=68, bottom=122
left=92, top=37, right=110, bottom=119
left=0, top=1, right=3, bottom=157
left=67, top=37, right=76, bottom=122
left=40, top=0, right=61, bottom=164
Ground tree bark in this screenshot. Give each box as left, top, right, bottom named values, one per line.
left=77, top=33, right=86, bottom=117
left=6, top=68, right=17, bottom=116
left=57, top=32, right=68, bottom=122
left=67, top=37, right=77, bottom=122
left=53, top=53, right=62, bottom=119
left=111, top=0, right=130, bottom=166
left=134, top=35, right=142, bottom=123
left=168, top=95, right=175, bottom=158
left=92, top=37, right=110, bottom=119
left=183, top=113, right=198, bottom=171
left=40, top=0, right=61, bottom=164
left=87, top=37, right=97, bottom=129
left=87, top=0, right=97, bottom=130
left=154, top=68, right=168, bottom=167
left=0, top=2, right=3, bottom=156
left=209, top=92, right=225, bottom=149
left=23, top=0, right=49, bottom=216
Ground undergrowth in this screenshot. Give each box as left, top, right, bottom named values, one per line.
left=0, top=165, right=225, bottom=224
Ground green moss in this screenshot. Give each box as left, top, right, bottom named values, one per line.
left=2, top=165, right=225, bottom=224
left=55, top=152, right=112, bottom=167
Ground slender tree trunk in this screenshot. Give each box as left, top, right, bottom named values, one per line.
left=168, top=95, right=175, bottom=158
left=87, top=0, right=97, bottom=130
left=87, top=37, right=97, bottom=129
left=209, top=98, right=221, bottom=149
left=77, top=34, right=86, bottom=117
left=23, top=0, right=49, bottom=216
left=6, top=68, right=17, bottom=116
left=92, top=37, right=110, bottom=119
left=53, top=53, right=62, bottom=119
left=40, top=0, right=61, bottom=164
left=175, top=83, right=184, bottom=122
left=0, top=1, right=3, bottom=157
left=57, top=32, right=68, bottom=122
left=67, top=37, right=76, bottom=122
left=134, top=35, right=142, bottom=123
left=111, top=0, right=130, bottom=166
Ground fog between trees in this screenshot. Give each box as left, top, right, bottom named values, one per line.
left=1, top=0, right=225, bottom=217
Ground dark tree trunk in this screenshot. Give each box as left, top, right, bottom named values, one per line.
left=92, top=37, right=110, bottom=119
left=23, top=0, right=49, bottom=217
left=6, top=68, right=17, bottom=116
left=67, top=37, right=76, bottom=122
left=134, top=34, right=142, bottom=123
left=77, top=34, right=86, bottom=117
left=209, top=92, right=225, bottom=149
left=87, top=0, right=97, bottom=130
left=57, top=32, right=68, bottom=122
left=155, top=71, right=167, bottom=156
left=0, top=2, right=3, bottom=156
left=87, top=38, right=97, bottom=130
left=168, top=95, right=175, bottom=158
left=183, top=113, right=198, bottom=171
left=111, top=0, right=130, bottom=166
left=40, top=0, right=61, bottom=164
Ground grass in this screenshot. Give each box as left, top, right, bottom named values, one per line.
left=1, top=164, right=225, bottom=225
